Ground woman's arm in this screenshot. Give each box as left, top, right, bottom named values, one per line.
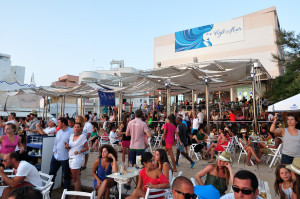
left=81, top=142, right=89, bottom=153
left=270, top=114, right=284, bottom=136
left=108, top=153, right=118, bottom=173
left=247, top=138, right=251, bottom=146
left=161, top=126, right=167, bottom=143
left=195, top=165, right=213, bottom=185
left=219, top=136, right=227, bottom=145
left=162, top=163, right=170, bottom=182
left=277, top=183, right=285, bottom=199
left=136, top=174, right=143, bottom=189
left=224, top=163, right=234, bottom=185
left=193, top=135, right=200, bottom=143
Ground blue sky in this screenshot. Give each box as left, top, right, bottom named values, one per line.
left=0, top=1, right=299, bottom=86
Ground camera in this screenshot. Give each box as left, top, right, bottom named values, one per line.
left=277, top=113, right=283, bottom=121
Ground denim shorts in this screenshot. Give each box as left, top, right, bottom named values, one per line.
left=281, top=154, right=294, bottom=164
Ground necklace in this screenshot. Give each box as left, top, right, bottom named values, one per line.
left=74, top=132, right=82, bottom=136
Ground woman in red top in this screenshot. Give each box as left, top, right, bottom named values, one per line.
left=126, top=152, right=169, bottom=199
left=203, top=130, right=228, bottom=163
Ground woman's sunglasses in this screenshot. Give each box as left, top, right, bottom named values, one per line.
left=175, top=190, right=198, bottom=199
left=232, top=186, right=253, bottom=195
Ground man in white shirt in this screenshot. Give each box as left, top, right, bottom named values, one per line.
left=221, top=170, right=262, bottom=199
left=36, top=118, right=57, bottom=136
left=0, top=152, right=42, bottom=198
left=49, top=117, right=73, bottom=190
left=178, top=107, right=186, bottom=121
left=197, top=110, right=204, bottom=126
left=109, top=127, right=121, bottom=144
left=192, top=114, right=200, bottom=133
left=82, top=115, right=93, bottom=170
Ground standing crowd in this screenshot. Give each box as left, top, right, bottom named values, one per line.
left=0, top=103, right=299, bottom=199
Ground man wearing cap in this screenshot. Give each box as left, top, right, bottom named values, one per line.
left=221, top=170, right=262, bottom=199
left=36, top=118, right=57, bottom=136
left=286, top=157, right=300, bottom=198
left=25, top=110, right=39, bottom=136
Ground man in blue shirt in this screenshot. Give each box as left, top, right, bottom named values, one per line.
left=49, top=117, right=73, bottom=190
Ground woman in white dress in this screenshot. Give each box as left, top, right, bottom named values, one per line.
left=65, top=122, right=88, bottom=192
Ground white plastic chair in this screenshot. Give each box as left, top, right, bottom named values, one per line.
left=99, top=136, right=109, bottom=146
left=267, top=144, right=282, bottom=168
left=36, top=172, right=54, bottom=199
left=154, top=134, right=162, bottom=147
left=61, top=189, right=94, bottom=199
left=188, top=144, right=202, bottom=161
left=190, top=177, right=197, bottom=186
left=146, top=137, right=153, bottom=153
left=38, top=182, right=53, bottom=199
left=145, top=188, right=170, bottom=199
left=109, top=138, right=120, bottom=151
left=222, top=141, right=231, bottom=151
left=39, top=171, right=53, bottom=186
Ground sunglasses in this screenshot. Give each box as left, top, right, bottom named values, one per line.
left=175, top=190, right=198, bottom=199
left=232, top=186, right=253, bottom=195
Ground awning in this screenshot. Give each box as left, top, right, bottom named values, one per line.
left=268, top=93, right=300, bottom=112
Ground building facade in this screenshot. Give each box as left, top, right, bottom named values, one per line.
left=154, top=7, right=284, bottom=78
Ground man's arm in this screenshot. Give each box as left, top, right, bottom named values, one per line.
left=0, top=168, right=25, bottom=188
left=36, top=123, right=47, bottom=135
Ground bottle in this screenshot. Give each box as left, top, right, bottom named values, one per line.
left=119, top=163, right=124, bottom=175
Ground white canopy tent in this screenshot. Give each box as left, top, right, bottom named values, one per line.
left=268, top=93, right=300, bottom=112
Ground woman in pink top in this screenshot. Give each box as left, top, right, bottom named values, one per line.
left=0, top=123, right=24, bottom=159
left=161, top=114, right=181, bottom=172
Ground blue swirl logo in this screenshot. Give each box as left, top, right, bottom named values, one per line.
left=175, top=24, right=214, bottom=52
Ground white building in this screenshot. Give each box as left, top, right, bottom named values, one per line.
left=0, top=53, right=25, bottom=84
left=79, top=61, right=151, bottom=114
left=0, top=53, right=45, bottom=117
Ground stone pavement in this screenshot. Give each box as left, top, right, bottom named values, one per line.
left=52, top=146, right=279, bottom=199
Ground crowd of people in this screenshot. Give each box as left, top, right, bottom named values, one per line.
left=0, top=104, right=299, bottom=199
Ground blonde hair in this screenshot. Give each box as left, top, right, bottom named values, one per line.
left=76, top=116, right=85, bottom=128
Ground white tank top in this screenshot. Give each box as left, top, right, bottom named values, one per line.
left=282, top=128, right=300, bottom=157
left=281, top=182, right=293, bottom=199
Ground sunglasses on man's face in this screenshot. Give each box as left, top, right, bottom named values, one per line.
left=175, top=190, right=197, bottom=199
left=232, top=185, right=253, bottom=195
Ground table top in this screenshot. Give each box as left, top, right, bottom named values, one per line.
left=107, top=168, right=141, bottom=180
